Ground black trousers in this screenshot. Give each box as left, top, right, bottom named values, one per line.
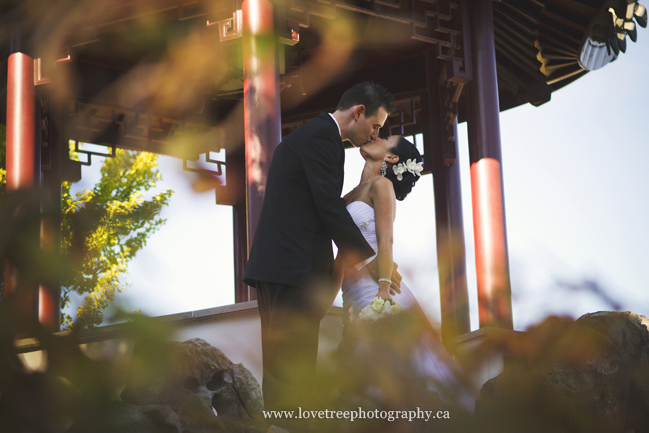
left=255, top=281, right=329, bottom=433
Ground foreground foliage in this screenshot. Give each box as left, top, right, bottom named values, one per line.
left=1, top=189, right=649, bottom=433
left=61, top=147, right=172, bottom=328
left=0, top=125, right=173, bottom=328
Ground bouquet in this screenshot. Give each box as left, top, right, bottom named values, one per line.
left=358, top=297, right=405, bottom=321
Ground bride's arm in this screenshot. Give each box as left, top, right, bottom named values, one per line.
left=369, top=177, right=397, bottom=300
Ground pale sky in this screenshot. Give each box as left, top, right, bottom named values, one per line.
left=66, top=28, right=649, bottom=331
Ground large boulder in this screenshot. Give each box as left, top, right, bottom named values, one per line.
left=475, top=311, right=649, bottom=433
left=67, top=401, right=182, bottom=433
left=121, top=338, right=263, bottom=433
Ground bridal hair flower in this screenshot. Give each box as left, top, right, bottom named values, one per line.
left=392, top=159, right=424, bottom=181
left=358, top=297, right=405, bottom=321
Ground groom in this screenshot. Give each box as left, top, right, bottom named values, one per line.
left=244, top=82, right=400, bottom=431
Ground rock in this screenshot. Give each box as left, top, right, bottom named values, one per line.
left=475, top=311, right=649, bottom=433
left=266, top=426, right=290, bottom=433
left=231, top=363, right=264, bottom=417
left=576, top=311, right=649, bottom=360
left=121, top=338, right=263, bottom=433
left=67, top=400, right=182, bottom=433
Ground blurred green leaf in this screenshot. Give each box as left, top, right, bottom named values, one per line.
left=60, top=148, right=173, bottom=329
left=0, top=129, right=172, bottom=328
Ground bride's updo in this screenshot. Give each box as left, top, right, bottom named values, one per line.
left=384, top=137, right=424, bottom=201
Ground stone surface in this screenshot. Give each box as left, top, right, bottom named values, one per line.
left=67, top=401, right=182, bottom=433
left=121, top=338, right=263, bottom=433
left=266, top=426, right=291, bottom=433
left=475, top=311, right=649, bottom=433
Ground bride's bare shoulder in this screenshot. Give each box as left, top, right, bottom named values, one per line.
left=370, top=176, right=394, bottom=197
left=370, top=176, right=394, bottom=194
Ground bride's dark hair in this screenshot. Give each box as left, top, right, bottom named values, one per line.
left=384, top=136, right=424, bottom=201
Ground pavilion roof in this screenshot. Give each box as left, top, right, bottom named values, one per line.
left=0, top=0, right=645, bottom=154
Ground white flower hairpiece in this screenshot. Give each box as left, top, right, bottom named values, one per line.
left=392, top=159, right=424, bottom=181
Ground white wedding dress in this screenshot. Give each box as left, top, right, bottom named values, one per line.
left=342, top=201, right=420, bottom=318
left=340, top=201, right=474, bottom=411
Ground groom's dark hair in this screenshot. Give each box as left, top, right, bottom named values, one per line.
left=336, top=82, right=394, bottom=117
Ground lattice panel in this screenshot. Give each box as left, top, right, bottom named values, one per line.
left=281, top=0, right=470, bottom=72
left=67, top=102, right=229, bottom=188
left=384, top=94, right=432, bottom=175
left=67, top=103, right=220, bottom=159
left=386, top=96, right=424, bottom=138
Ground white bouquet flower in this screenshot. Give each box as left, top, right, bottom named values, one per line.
left=358, top=297, right=405, bottom=321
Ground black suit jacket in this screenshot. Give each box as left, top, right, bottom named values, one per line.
left=244, top=112, right=376, bottom=290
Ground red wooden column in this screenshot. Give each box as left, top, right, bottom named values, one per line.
left=425, top=53, right=471, bottom=346
left=233, top=200, right=249, bottom=303
left=229, top=149, right=251, bottom=303
left=241, top=0, right=282, bottom=301
left=465, top=0, right=513, bottom=329
left=39, top=99, right=63, bottom=331
left=5, top=33, right=40, bottom=321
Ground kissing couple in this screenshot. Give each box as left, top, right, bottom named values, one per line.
left=244, top=82, right=470, bottom=433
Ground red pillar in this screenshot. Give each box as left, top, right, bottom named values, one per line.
left=426, top=54, right=471, bottom=346
left=466, top=0, right=513, bottom=329
left=5, top=36, right=40, bottom=321
left=39, top=99, right=63, bottom=331
left=229, top=149, right=251, bottom=303
left=233, top=200, right=249, bottom=303
left=242, top=0, right=282, bottom=301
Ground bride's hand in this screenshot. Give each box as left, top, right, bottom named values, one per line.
left=377, top=275, right=395, bottom=300
left=377, top=286, right=392, bottom=301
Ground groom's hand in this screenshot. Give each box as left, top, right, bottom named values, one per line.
left=367, top=259, right=402, bottom=294
left=390, top=263, right=402, bottom=294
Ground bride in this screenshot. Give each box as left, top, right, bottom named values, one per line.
left=340, top=134, right=423, bottom=317
left=333, top=135, right=474, bottom=417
